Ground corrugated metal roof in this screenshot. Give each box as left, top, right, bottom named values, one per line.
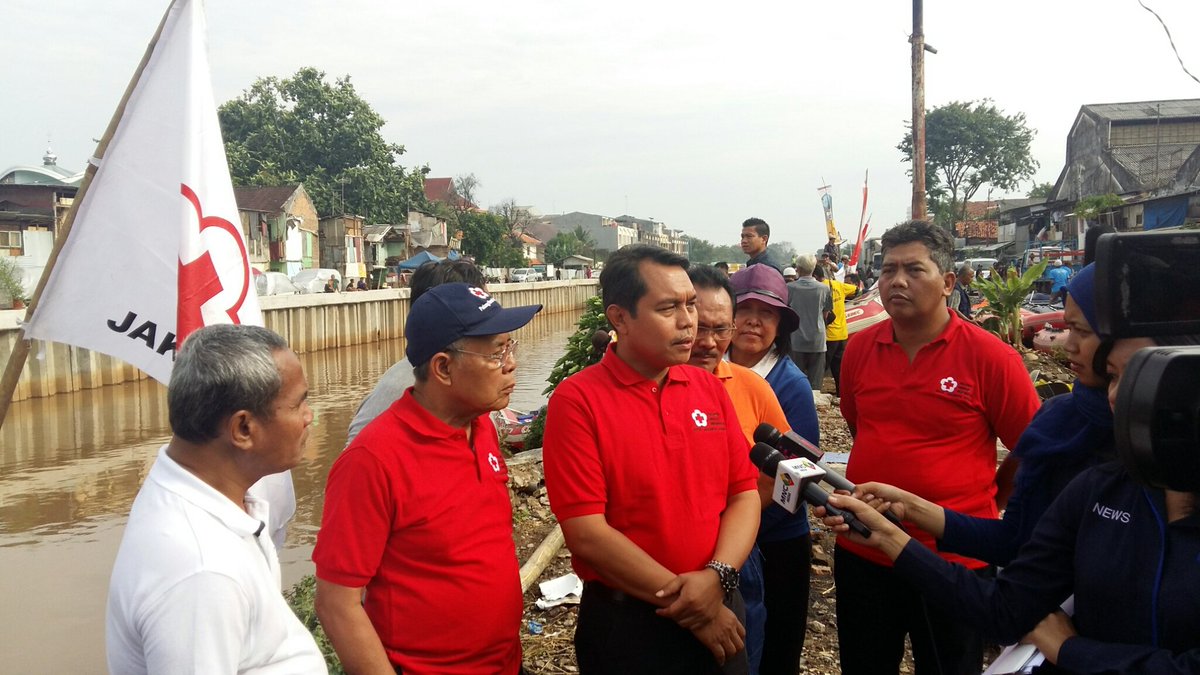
left=1083, top=99, right=1200, bottom=122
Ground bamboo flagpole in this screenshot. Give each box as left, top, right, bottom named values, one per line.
left=0, top=1, right=179, bottom=431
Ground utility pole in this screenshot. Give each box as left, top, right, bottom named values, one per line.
left=911, top=0, right=935, bottom=221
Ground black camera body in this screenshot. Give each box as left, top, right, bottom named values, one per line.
left=1095, top=230, right=1200, bottom=492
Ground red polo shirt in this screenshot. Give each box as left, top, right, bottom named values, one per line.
left=839, top=309, right=1038, bottom=568
left=543, top=348, right=759, bottom=581
left=313, top=391, right=522, bottom=675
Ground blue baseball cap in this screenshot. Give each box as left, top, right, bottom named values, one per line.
left=405, top=283, right=542, bottom=366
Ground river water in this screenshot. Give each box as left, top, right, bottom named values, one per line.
left=0, top=310, right=581, bottom=674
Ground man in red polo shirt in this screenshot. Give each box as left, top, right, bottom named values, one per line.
left=543, top=245, right=761, bottom=675
left=313, top=283, right=542, bottom=675
left=835, top=220, right=1038, bottom=675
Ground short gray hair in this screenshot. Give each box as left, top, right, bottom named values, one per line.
left=794, top=253, right=816, bottom=276
left=168, top=324, right=290, bottom=443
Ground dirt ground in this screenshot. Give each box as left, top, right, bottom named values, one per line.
left=512, top=348, right=1075, bottom=674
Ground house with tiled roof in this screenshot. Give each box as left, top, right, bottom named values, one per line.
left=233, top=184, right=319, bottom=275
left=517, top=232, right=543, bottom=264
left=423, top=177, right=478, bottom=211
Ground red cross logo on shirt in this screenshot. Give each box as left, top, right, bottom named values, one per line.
left=940, top=376, right=959, bottom=394
left=691, top=410, right=709, bottom=428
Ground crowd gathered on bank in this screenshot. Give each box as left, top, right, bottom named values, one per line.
left=104, top=216, right=1199, bottom=675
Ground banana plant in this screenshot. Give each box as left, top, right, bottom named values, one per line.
left=972, top=260, right=1048, bottom=345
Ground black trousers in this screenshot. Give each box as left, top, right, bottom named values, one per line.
left=574, top=582, right=749, bottom=675
left=825, top=339, right=847, bottom=396
left=834, top=547, right=987, bottom=675
left=758, top=536, right=812, bottom=675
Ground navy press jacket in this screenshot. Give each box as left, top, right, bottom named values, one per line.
left=894, top=463, right=1200, bottom=674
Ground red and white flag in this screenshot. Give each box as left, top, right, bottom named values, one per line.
left=849, top=170, right=871, bottom=267
left=25, top=0, right=261, bottom=384
left=22, top=0, right=293, bottom=548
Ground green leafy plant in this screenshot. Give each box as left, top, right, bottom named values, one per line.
left=284, top=575, right=345, bottom=674
left=973, top=260, right=1047, bottom=345
left=0, top=257, right=26, bottom=308
left=523, top=294, right=608, bottom=449
left=1074, top=193, right=1123, bottom=223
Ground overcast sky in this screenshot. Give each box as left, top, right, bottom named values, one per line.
left=4, top=0, right=1200, bottom=251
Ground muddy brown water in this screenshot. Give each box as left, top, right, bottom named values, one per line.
left=0, top=311, right=580, bottom=673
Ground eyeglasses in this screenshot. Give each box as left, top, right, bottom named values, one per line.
left=696, top=325, right=735, bottom=339
left=448, top=339, right=519, bottom=367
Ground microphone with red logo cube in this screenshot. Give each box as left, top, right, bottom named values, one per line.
left=750, top=442, right=871, bottom=538
left=754, top=423, right=904, bottom=528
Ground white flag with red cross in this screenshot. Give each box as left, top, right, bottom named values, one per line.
left=22, top=0, right=294, bottom=549
left=24, top=0, right=261, bottom=383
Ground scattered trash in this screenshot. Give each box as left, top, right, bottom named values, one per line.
left=535, top=572, right=583, bottom=610
left=527, top=620, right=543, bottom=635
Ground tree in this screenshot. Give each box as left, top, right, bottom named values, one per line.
left=570, top=225, right=597, bottom=258
left=491, top=199, right=534, bottom=235
left=687, top=237, right=743, bottom=264
left=1027, top=182, right=1055, bottom=199
left=451, top=174, right=480, bottom=214
left=899, top=100, right=1038, bottom=228
left=219, top=67, right=428, bottom=223
left=767, top=241, right=798, bottom=267
left=457, top=210, right=523, bottom=268
left=545, top=232, right=583, bottom=263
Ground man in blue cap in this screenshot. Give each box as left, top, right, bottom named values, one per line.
left=314, top=283, right=541, bottom=675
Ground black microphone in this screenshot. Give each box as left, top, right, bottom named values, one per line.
left=750, top=442, right=870, bottom=538
left=754, top=423, right=854, bottom=492
left=754, top=423, right=903, bottom=528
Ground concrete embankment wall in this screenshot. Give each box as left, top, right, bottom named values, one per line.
left=0, top=280, right=598, bottom=402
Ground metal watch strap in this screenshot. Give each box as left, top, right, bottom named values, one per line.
left=705, top=559, right=738, bottom=596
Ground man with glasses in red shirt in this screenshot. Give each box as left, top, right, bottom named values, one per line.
left=313, top=283, right=541, bottom=675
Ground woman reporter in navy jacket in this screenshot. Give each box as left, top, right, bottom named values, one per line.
left=819, top=333, right=1200, bottom=673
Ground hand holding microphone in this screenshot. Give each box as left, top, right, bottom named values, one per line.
left=753, top=423, right=905, bottom=528
left=749, top=442, right=872, bottom=538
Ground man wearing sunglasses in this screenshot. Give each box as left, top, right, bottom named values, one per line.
left=314, top=283, right=541, bottom=675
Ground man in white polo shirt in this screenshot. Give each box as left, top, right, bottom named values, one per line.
left=106, top=324, right=325, bottom=674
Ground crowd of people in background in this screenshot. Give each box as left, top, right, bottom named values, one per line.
left=102, top=214, right=1199, bottom=675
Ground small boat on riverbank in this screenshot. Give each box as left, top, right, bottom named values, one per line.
left=845, top=287, right=888, bottom=335
left=492, top=407, right=538, bottom=449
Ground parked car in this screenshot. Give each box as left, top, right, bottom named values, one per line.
left=962, top=257, right=999, bottom=279
left=510, top=267, right=542, bottom=283
left=255, top=271, right=303, bottom=296
left=291, top=268, right=343, bottom=294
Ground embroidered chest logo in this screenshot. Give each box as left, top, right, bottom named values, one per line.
left=938, top=375, right=973, bottom=398
left=691, top=410, right=709, bottom=427
left=487, top=452, right=501, bottom=473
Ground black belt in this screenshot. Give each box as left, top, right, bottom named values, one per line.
left=583, top=580, right=647, bottom=607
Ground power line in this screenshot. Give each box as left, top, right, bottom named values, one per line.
left=1137, top=0, right=1200, bottom=85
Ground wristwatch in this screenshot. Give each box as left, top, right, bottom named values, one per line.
left=705, top=560, right=739, bottom=597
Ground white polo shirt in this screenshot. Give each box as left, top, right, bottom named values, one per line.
left=106, top=446, right=326, bottom=674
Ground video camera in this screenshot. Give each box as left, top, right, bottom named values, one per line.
left=1094, top=229, right=1200, bottom=491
